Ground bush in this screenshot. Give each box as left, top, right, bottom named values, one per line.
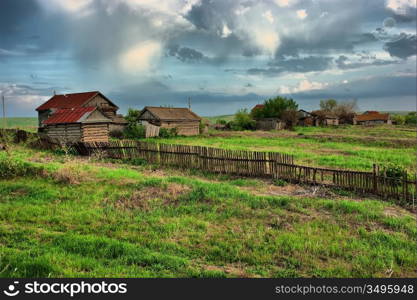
left=0, top=155, right=44, bottom=178
left=380, top=164, right=406, bottom=180
left=109, top=129, right=124, bottom=139
left=231, top=109, right=256, bottom=130
left=216, top=119, right=227, bottom=125
left=123, top=124, right=146, bottom=139
left=159, top=127, right=178, bottom=138
left=404, top=112, right=416, bottom=125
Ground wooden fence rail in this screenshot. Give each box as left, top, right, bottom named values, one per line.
left=1, top=129, right=415, bottom=207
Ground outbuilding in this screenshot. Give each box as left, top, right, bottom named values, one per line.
left=42, top=107, right=111, bottom=142
left=353, top=111, right=392, bottom=125
left=138, top=106, right=201, bottom=136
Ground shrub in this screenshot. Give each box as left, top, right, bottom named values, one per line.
left=109, top=129, right=124, bottom=139
left=404, top=112, right=416, bottom=125
left=380, top=164, right=406, bottom=181
left=159, top=127, right=178, bottom=138
left=231, top=109, right=256, bottom=130
left=123, top=124, right=146, bottom=139
left=0, top=155, right=44, bottom=178
left=274, top=179, right=287, bottom=187
left=216, top=119, right=227, bottom=125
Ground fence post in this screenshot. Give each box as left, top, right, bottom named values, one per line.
left=373, top=164, right=377, bottom=194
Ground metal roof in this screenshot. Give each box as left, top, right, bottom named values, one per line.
left=36, top=91, right=118, bottom=111
left=42, top=107, right=97, bottom=124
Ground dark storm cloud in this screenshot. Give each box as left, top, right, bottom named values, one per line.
left=247, top=56, right=333, bottom=76
left=383, top=34, right=417, bottom=59
left=166, top=45, right=205, bottom=62
left=290, top=75, right=416, bottom=100
left=0, top=0, right=69, bottom=55
left=107, top=80, right=264, bottom=115
left=335, top=55, right=398, bottom=69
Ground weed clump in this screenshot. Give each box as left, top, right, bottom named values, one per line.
left=51, top=162, right=91, bottom=185
left=0, top=155, right=44, bottom=178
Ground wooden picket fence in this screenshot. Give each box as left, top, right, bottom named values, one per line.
left=1, top=129, right=416, bottom=207
left=72, top=140, right=293, bottom=177
left=70, top=140, right=416, bottom=207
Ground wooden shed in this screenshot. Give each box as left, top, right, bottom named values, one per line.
left=138, top=107, right=201, bottom=136
left=42, top=107, right=111, bottom=142
left=36, top=91, right=127, bottom=134
left=353, top=111, right=392, bottom=125
left=256, top=118, right=285, bottom=130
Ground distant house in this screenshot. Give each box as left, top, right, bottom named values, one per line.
left=138, top=106, right=201, bottom=136
left=36, top=91, right=127, bottom=134
left=297, top=109, right=315, bottom=126
left=256, top=118, right=285, bottom=130
left=311, top=110, right=339, bottom=126
left=353, top=111, right=392, bottom=125
left=41, top=107, right=111, bottom=142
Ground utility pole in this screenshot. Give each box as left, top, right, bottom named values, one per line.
left=2, top=94, right=5, bottom=129
left=188, top=97, right=191, bottom=110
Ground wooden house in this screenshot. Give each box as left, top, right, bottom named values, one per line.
left=255, top=118, right=285, bottom=130
left=36, top=91, right=127, bottom=134
left=297, top=109, right=315, bottom=126
left=138, top=106, right=201, bottom=136
left=41, top=107, right=111, bottom=142
left=353, top=111, right=392, bottom=125
left=311, top=110, right=339, bottom=126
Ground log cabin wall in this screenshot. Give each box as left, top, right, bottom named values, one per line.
left=45, top=124, right=82, bottom=142
left=82, top=123, right=109, bottom=142
left=160, top=121, right=200, bottom=136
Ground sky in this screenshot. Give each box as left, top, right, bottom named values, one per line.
left=0, top=0, right=416, bottom=117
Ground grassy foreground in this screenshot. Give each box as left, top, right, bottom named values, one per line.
left=150, top=125, right=416, bottom=172
left=0, top=145, right=415, bottom=278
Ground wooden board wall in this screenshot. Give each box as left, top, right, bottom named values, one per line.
left=45, top=124, right=82, bottom=142
left=82, top=123, right=109, bottom=142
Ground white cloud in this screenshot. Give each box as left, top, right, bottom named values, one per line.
left=253, top=30, right=280, bottom=55
left=37, top=0, right=93, bottom=16
left=294, top=79, right=328, bottom=92
left=119, top=41, right=162, bottom=73
left=279, top=79, right=328, bottom=94
left=220, top=23, right=232, bottom=38
left=386, top=0, right=417, bottom=14
left=262, top=10, right=274, bottom=24
left=296, top=9, right=308, bottom=19
left=274, top=0, right=298, bottom=7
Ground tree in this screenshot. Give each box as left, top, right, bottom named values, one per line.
left=405, top=112, right=417, bottom=125
left=232, top=109, right=256, bottom=130
left=320, top=99, right=337, bottom=112
left=334, top=100, right=357, bottom=124
left=281, top=109, right=299, bottom=130
left=124, top=108, right=146, bottom=138
left=252, top=96, right=298, bottom=119
left=392, top=115, right=405, bottom=125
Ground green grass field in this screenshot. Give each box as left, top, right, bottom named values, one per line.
left=150, top=125, right=416, bottom=172
left=0, top=117, right=38, bottom=131
left=0, top=145, right=416, bottom=277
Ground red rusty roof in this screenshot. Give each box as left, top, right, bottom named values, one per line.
left=36, top=91, right=100, bottom=111
left=43, top=107, right=97, bottom=125
left=356, top=111, right=390, bottom=122
left=252, top=104, right=265, bottom=111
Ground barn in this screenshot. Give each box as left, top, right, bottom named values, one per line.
left=36, top=91, right=127, bottom=134
left=353, top=111, right=392, bottom=125
left=42, top=107, right=111, bottom=142
left=138, top=106, right=201, bottom=136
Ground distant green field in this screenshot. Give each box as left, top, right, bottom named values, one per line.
left=0, top=117, right=37, bottom=131
left=204, top=115, right=234, bottom=123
